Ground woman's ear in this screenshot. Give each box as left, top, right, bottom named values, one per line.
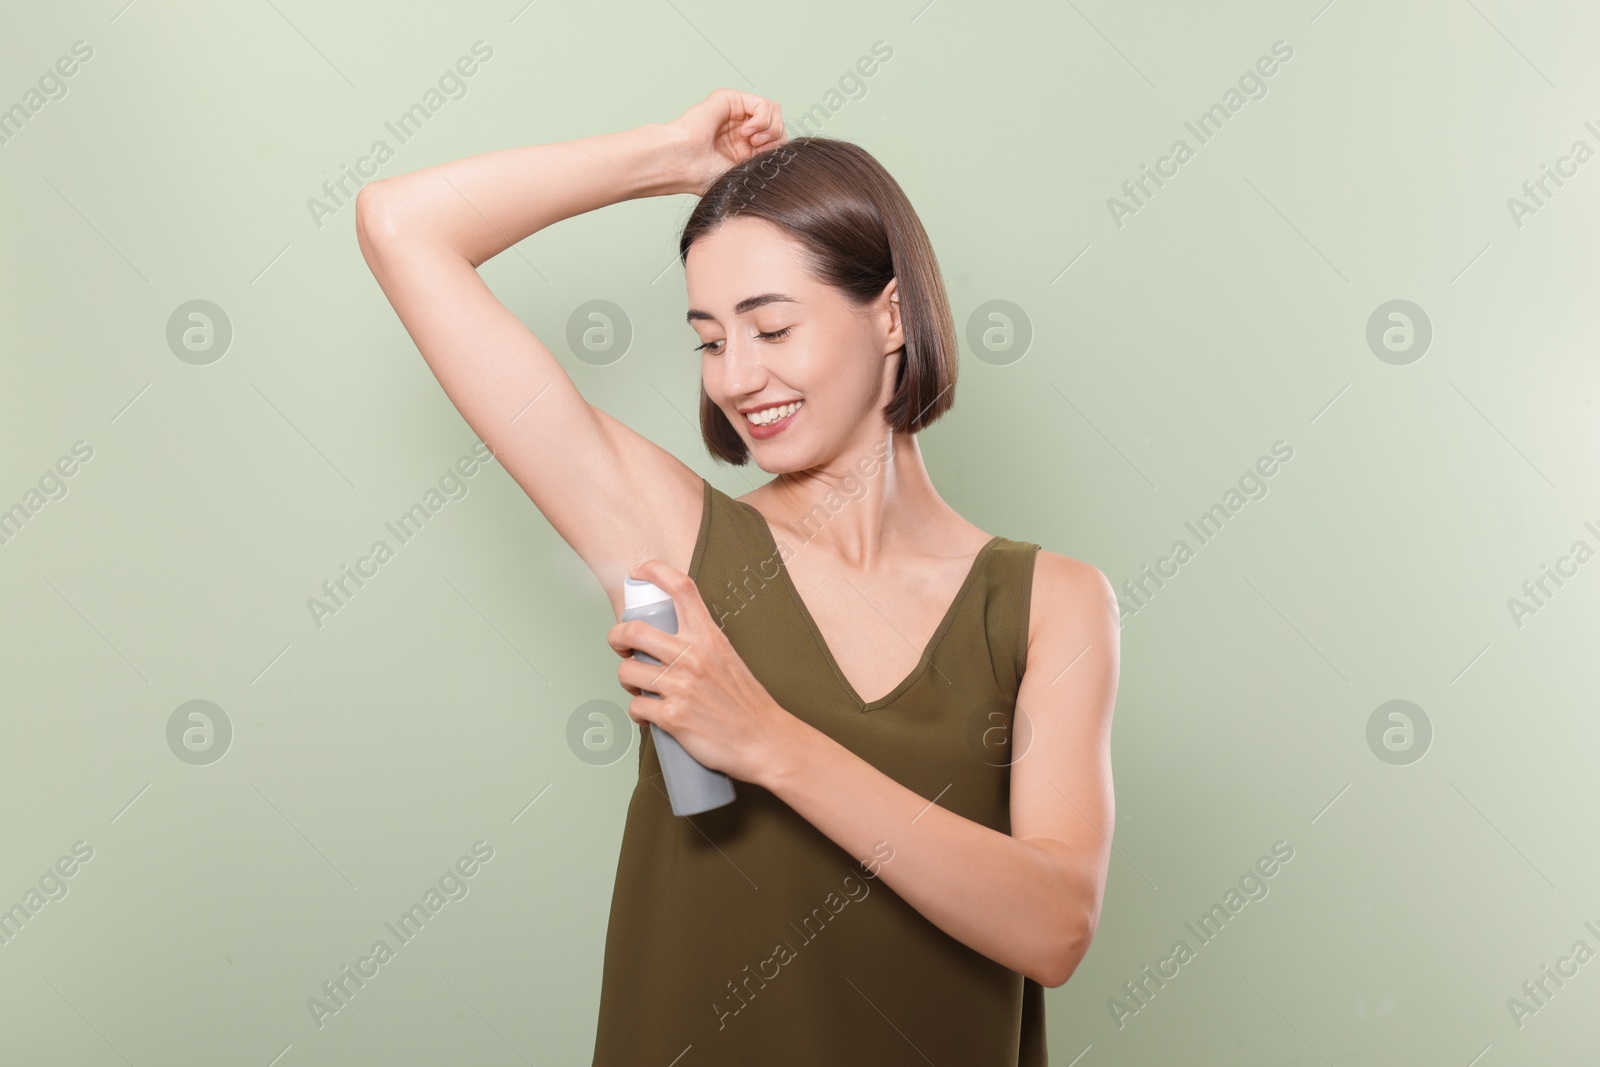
left=881, top=277, right=903, bottom=352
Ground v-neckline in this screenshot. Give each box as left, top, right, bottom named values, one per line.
left=733, top=497, right=1002, bottom=712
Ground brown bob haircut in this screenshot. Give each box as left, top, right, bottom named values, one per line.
left=679, top=136, right=958, bottom=467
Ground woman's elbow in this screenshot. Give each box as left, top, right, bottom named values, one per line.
left=1036, top=913, right=1098, bottom=988
left=354, top=180, right=395, bottom=243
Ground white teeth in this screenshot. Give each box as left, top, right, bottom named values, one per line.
left=746, top=400, right=802, bottom=426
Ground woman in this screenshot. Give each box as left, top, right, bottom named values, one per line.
left=356, top=88, right=1119, bottom=1065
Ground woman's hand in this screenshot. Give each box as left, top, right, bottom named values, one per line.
left=609, top=558, right=799, bottom=786
left=663, top=88, right=788, bottom=196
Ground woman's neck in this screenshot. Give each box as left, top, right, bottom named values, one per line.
left=757, top=431, right=954, bottom=568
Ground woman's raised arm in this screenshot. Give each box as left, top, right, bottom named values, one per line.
left=353, top=96, right=782, bottom=616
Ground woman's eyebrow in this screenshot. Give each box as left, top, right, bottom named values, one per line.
left=685, top=292, right=799, bottom=323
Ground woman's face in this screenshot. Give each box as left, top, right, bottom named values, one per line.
left=685, top=216, right=902, bottom=473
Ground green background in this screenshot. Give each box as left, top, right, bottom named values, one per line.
left=3, top=0, right=1597, bottom=1063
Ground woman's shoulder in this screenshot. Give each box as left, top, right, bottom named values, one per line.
left=1027, top=547, right=1112, bottom=601
left=1021, top=547, right=1120, bottom=663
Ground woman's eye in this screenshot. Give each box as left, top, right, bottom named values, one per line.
left=693, top=326, right=791, bottom=354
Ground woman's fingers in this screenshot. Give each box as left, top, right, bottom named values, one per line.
left=730, top=93, right=783, bottom=149
left=670, top=88, right=783, bottom=173
left=755, top=117, right=784, bottom=147
left=749, top=99, right=784, bottom=146
left=626, top=559, right=716, bottom=631
left=606, top=616, right=676, bottom=661
left=618, top=654, right=672, bottom=692
left=616, top=655, right=649, bottom=699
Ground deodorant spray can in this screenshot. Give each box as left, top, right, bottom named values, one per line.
left=622, top=577, right=737, bottom=816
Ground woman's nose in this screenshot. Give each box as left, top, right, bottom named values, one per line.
left=721, top=340, right=767, bottom=395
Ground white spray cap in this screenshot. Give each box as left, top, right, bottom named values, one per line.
left=623, top=576, right=672, bottom=611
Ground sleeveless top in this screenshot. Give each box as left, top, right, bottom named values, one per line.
left=592, top=476, right=1046, bottom=1066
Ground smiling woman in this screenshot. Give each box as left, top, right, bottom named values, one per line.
left=354, top=87, right=1118, bottom=1067
left=681, top=137, right=957, bottom=469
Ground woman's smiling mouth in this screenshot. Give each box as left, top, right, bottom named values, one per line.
left=743, top=399, right=803, bottom=438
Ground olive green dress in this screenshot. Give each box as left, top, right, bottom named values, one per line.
left=592, top=476, right=1046, bottom=1065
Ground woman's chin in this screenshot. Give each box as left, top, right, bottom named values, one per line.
left=745, top=444, right=809, bottom=476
